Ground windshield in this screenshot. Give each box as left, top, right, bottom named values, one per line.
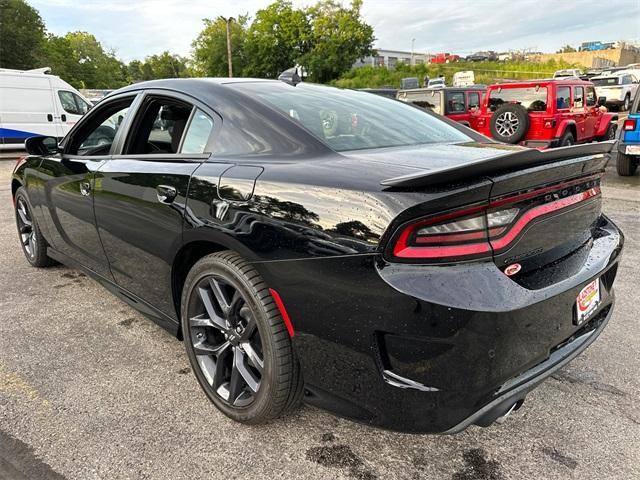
left=592, top=77, right=620, bottom=86
left=488, top=86, right=548, bottom=112
left=236, top=83, right=471, bottom=152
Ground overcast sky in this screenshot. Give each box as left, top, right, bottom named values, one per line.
left=31, top=0, right=640, bottom=62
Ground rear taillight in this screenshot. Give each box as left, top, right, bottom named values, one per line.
left=391, top=177, right=601, bottom=262
left=623, top=119, right=637, bottom=131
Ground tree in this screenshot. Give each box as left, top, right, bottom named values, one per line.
left=557, top=45, right=577, bottom=53
left=192, top=15, right=248, bottom=77
left=243, top=1, right=311, bottom=78
left=300, top=0, right=375, bottom=83
left=43, top=32, right=127, bottom=89
left=128, top=52, right=191, bottom=82
left=0, top=0, right=46, bottom=69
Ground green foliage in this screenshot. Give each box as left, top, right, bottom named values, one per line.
left=557, top=44, right=577, bottom=53
left=243, top=1, right=310, bottom=79
left=299, top=0, right=374, bottom=83
left=192, top=15, right=249, bottom=77
left=192, top=0, right=374, bottom=82
left=333, top=59, right=584, bottom=89
left=0, top=0, right=46, bottom=69
left=127, top=52, right=192, bottom=82
left=48, top=32, right=128, bottom=89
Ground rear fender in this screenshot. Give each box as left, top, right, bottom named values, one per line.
left=554, top=120, right=576, bottom=139
left=595, top=113, right=616, bottom=137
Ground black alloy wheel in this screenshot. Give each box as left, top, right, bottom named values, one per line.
left=181, top=251, right=303, bottom=423
left=14, top=187, right=56, bottom=268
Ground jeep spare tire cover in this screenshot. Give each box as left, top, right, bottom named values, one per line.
left=489, top=104, right=530, bottom=144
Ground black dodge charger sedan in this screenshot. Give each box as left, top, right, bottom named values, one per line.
left=12, top=78, right=622, bottom=433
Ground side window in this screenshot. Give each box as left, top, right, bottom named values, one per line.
left=448, top=92, right=466, bottom=113
left=125, top=98, right=193, bottom=154
left=573, top=87, right=584, bottom=108
left=621, top=75, right=630, bottom=85
left=58, top=91, right=90, bottom=115
left=67, top=98, right=134, bottom=156
left=181, top=109, right=214, bottom=154
left=586, top=87, right=597, bottom=107
left=467, top=92, right=480, bottom=109
left=556, top=86, right=570, bottom=109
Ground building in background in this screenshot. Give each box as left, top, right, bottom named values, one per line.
left=353, top=49, right=433, bottom=69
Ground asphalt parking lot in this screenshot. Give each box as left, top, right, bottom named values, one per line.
left=0, top=154, right=639, bottom=480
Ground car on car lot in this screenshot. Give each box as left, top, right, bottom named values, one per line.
left=13, top=78, right=622, bottom=433
left=471, top=79, right=618, bottom=148
left=0, top=67, right=91, bottom=149
left=397, top=86, right=485, bottom=126
left=617, top=90, right=640, bottom=176
left=553, top=69, right=583, bottom=79
left=591, top=72, right=639, bottom=111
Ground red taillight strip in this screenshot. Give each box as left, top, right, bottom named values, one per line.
left=269, top=288, right=295, bottom=337
left=623, top=119, right=636, bottom=131
left=490, top=187, right=601, bottom=250
left=394, top=241, right=491, bottom=259
left=414, top=226, right=505, bottom=244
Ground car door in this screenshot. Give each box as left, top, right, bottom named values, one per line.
left=584, top=85, right=599, bottom=138
left=93, top=91, right=216, bottom=319
left=571, top=86, right=586, bottom=140
left=37, top=94, right=140, bottom=280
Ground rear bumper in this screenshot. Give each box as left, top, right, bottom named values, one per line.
left=258, top=215, right=623, bottom=433
left=522, top=138, right=561, bottom=149
left=444, top=303, right=612, bottom=433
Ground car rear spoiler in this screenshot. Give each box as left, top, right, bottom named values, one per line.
left=380, top=141, right=615, bottom=189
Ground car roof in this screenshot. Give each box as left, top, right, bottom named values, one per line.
left=488, top=78, right=591, bottom=88
left=117, top=77, right=289, bottom=97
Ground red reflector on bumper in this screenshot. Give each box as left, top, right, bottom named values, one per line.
left=269, top=288, right=295, bottom=337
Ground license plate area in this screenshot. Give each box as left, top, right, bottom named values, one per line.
left=626, top=145, right=640, bottom=155
left=575, top=278, right=601, bottom=326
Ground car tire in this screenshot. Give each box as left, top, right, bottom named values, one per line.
left=489, top=104, right=530, bottom=144
left=596, top=123, right=617, bottom=142
left=617, top=152, right=639, bottom=176
left=623, top=95, right=630, bottom=112
left=181, top=251, right=303, bottom=424
left=559, top=131, right=575, bottom=147
left=14, top=187, right=57, bottom=268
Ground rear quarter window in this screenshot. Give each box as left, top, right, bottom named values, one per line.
left=488, top=86, right=548, bottom=112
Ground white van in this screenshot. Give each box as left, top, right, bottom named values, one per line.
left=0, top=67, right=91, bottom=149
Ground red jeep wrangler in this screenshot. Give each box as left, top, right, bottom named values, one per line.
left=471, top=79, right=618, bottom=148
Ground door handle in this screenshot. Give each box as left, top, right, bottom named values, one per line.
left=156, top=185, right=177, bottom=204
left=61, top=114, right=67, bottom=122
left=47, top=114, right=53, bottom=122
left=80, top=181, right=92, bottom=196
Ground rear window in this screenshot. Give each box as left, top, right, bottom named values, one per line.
left=488, top=86, right=548, bottom=112
left=237, top=83, right=470, bottom=152
left=400, top=90, right=443, bottom=114
left=592, top=77, right=619, bottom=86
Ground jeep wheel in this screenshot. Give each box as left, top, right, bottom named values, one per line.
left=623, top=95, right=631, bottom=112
left=617, top=152, right=638, bottom=176
left=597, top=123, right=617, bottom=142
left=559, top=131, right=575, bottom=147
left=489, top=104, right=530, bottom=144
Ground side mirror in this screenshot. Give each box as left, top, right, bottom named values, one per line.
left=597, top=96, right=607, bottom=107
left=25, top=136, right=59, bottom=156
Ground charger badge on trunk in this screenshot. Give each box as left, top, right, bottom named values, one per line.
left=504, top=263, right=522, bottom=276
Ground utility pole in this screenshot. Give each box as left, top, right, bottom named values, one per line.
left=411, top=38, right=415, bottom=65
left=219, top=16, right=234, bottom=77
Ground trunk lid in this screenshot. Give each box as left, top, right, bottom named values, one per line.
left=486, top=152, right=606, bottom=277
